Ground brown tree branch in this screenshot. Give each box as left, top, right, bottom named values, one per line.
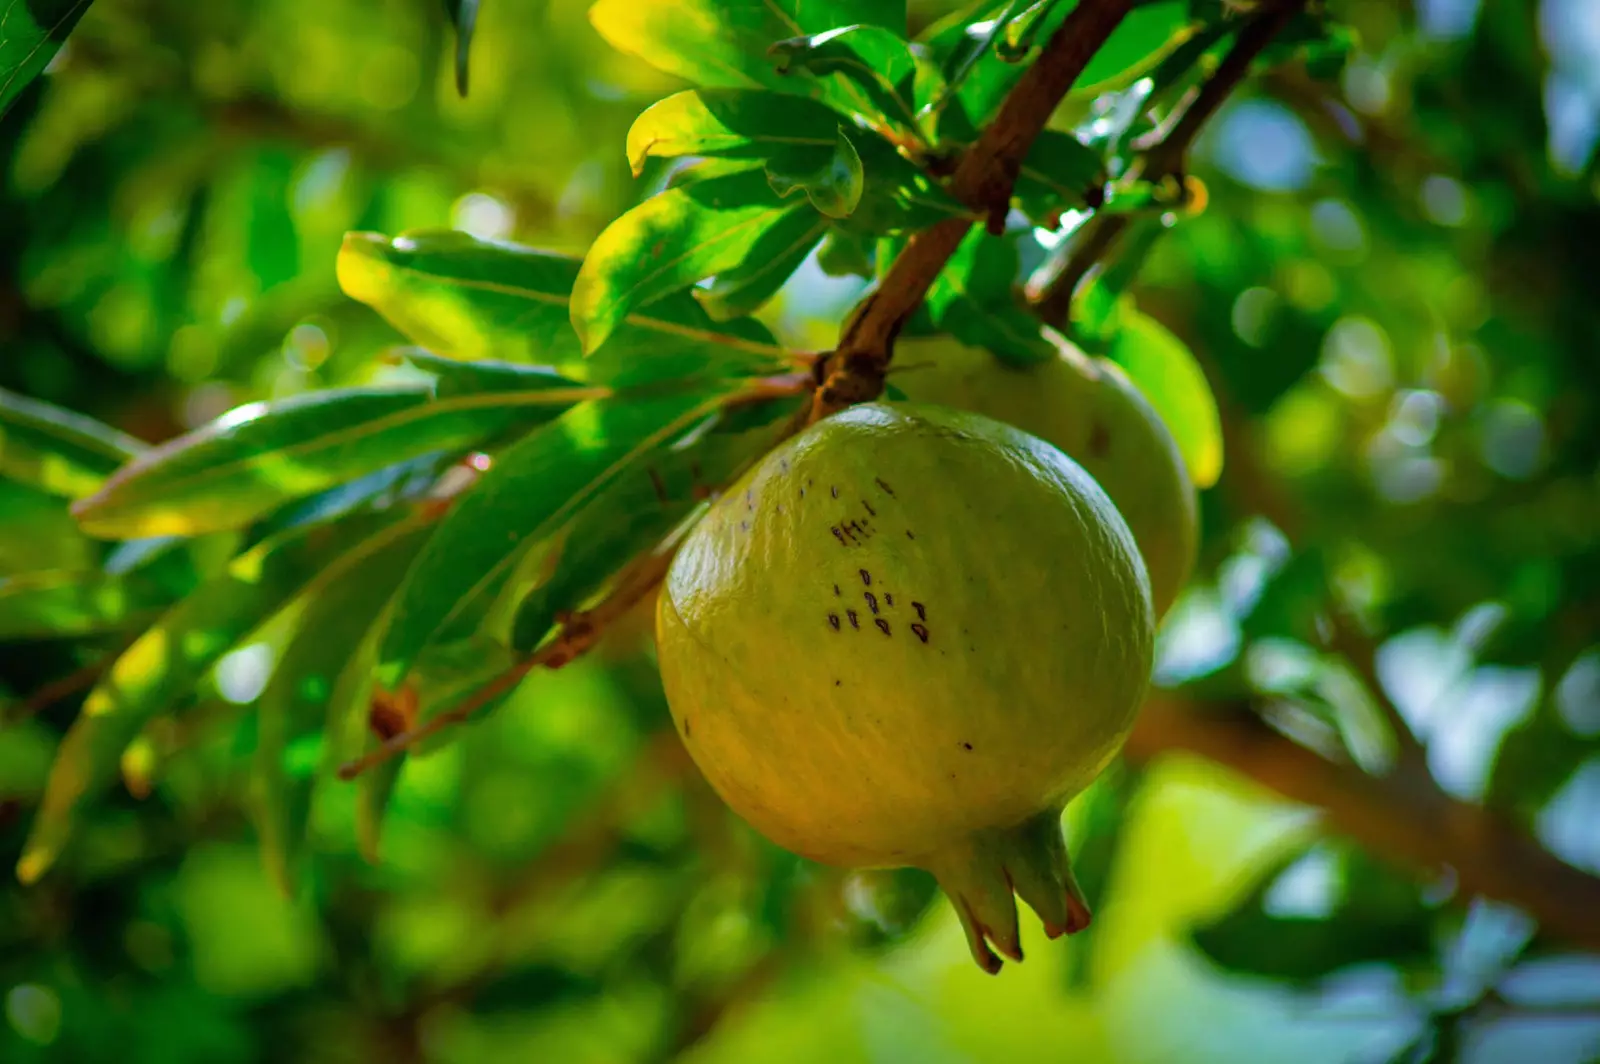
left=1032, top=0, right=1306, bottom=326
left=807, top=0, right=1136, bottom=422
left=1127, top=696, right=1600, bottom=954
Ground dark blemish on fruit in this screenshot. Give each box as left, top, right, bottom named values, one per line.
left=1089, top=422, right=1111, bottom=458
left=835, top=679, right=842, bottom=686
left=847, top=610, right=859, bottom=629
left=961, top=742, right=973, bottom=751
left=684, top=719, right=692, bottom=737
left=740, top=520, right=750, bottom=532
left=912, top=623, right=929, bottom=643
left=831, top=485, right=840, bottom=499
left=863, top=499, right=877, bottom=517
left=905, top=530, right=915, bottom=540
left=780, top=457, right=790, bottom=473
left=775, top=503, right=783, bottom=514
left=875, top=477, right=895, bottom=496
left=859, top=569, right=871, bottom=586
left=828, top=613, right=841, bottom=631
left=832, top=528, right=847, bottom=546
left=648, top=467, right=668, bottom=505
left=833, top=584, right=841, bottom=596
left=847, top=520, right=865, bottom=538
left=885, top=593, right=894, bottom=606
left=912, top=601, right=927, bottom=622
left=874, top=618, right=891, bottom=636
left=864, top=591, right=878, bottom=614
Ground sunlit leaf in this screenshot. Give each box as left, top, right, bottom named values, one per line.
left=571, top=167, right=810, bottom=353
left=397, top=349, right=585, bottom=399
left=252, top=521, right=431, bottom=895
left=1109, top=310, right=1223, bottom=489
left=337, top=230, right=793, bottom=384
left=16, top=509, right=413, bottom=885
left=1011, top=129, right=1105, bottom=222
left=0, top=0, right=94, bottom=117
left=588, top=0, right=908, bottom=120
left=0, top=387, right=146, bottom=498
left=625, top=90, right=841, bottom=177
left=696, top=210, right=831, bottom=320
left=764, top=130, right=865, bottom=219
left=769, top=25, right=923, bottom=139
left=375, top=388, right=741, bottom=689
left=72, top=383, right=596, bottom=538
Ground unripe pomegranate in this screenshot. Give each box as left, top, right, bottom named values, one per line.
left=655, top=403, right=1154, bottom=972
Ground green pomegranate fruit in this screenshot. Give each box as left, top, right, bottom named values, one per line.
left=655, top=402, right=1154, bottom=972
left=892, top=333, right=1198, bottom=620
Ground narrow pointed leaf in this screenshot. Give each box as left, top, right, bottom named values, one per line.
left=571, top=168, right=804, bottom=353
left=0, top=569, right=179, bottom=640
left=696, top=211, right=830, bottom=320
left=397, top=349, right=584, bottom=398
left=625, top=90, right=840, bottom=176
left=375, top=389, right=738, bottom=689
left=337, top=230, right=792, bottom=384
left=253, top=520, right=432, bottom=895
left=0, top=0, right=95, bottom=117
left=443, top=0, right=479, bottom=96
left=1110, top=310, right=1224, bottom=489
left=72, top=384, right=592, bottom=538
left=0, top=388, right=147, bottom=499
left=17, top=509, right=408, bottom=884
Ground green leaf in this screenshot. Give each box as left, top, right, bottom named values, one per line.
left=1108, top=310, right=1223, bottom=489
left=17, top=509, right=411, bottom=884
left=510, top=394, right=802, bottom=652
left=695, top=209, right=830, bottom=320
left=375, top=388, right=739, bottom=689
left=0, top=388, right=147, bottom=499
left=768, top=25, right=924, bottom=140
left=443, top=0, right=479, bottom=96
left=625, top=89, right=842, bottom=176
left=0, top=481, right=97, bottom=575
left=252, top=520, right=431, bottom=895
left=1012, top=130, right=1105, bottom=222
left=925, top=229, right=1055, bottom=366
left=588, top=0, right=908, bottom=120
left=72, top=383, right=594, bottom=538
left=0, top=568, right=178, bottom=640
left=838, top=133, right=969, bottom=235
left=396, top=349, right=585, bottom=399
left=571, top=168, right=810, bottom=353
left=0, top=0, right=94, bottom=117
left=765, top=130, right=865, bottom=219
left=1069, top=1, right=1193, bottom=97
left=337, top=230, right=793, bottom=384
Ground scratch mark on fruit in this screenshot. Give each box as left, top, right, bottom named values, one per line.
left=780, top=457, right=790, bottom=473
left=846, top=609, right=859, bottom=629
left=875, top=477, right=895, bottom=496
left=863, top=499, right=876, bottom=517
left=830, top=485, right=839, bottom=499
left=828, top=613, right=841, bottom=631
left=874, top=618, right=891, bottom=635
left=832, top=528, right=847, bottom=546
left=859, top=569, right=871, bottom=586
left=833, top=584, right=841, bottom=596
left=905, top=529, right=915, bottom=540
left=1089, top=422, right=1111, bottom=458
left=864, top=591, right=878, bottom=614
left=912, top=623, right=929, bottom=643
left=648, top=467, right=668, bottom=504
left=912, top=601, right=927, bottom=622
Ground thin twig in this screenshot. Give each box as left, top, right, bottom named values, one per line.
left=1032, top=0, right=1307, bottom=325
left=807, top=0, right=1136, bottom=422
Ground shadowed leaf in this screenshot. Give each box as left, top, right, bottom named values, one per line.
left=0, top=0, right=94, bottom=117
left=0, top=388, right=147, bottom=498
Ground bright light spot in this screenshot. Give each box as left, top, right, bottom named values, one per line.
left=1369, top=448, right=1443, bottom=504
left=1320, top=316, right=1394, bottom=399
left=282, top=322, right=330, bottom=371
left=5, top=985, right=61, bottom=1046
left=1310, top=199, right=1367, bottom=255
left=1539, top=758, right=1600, bottom=874
left=1263, top=845, right=1339, bottom=918
left=468, top=452, right=493, bottom=472
left=216, top=643, right=275, bottom=704
left=1420, top=174, right=1469, bottom=226
left=1389, top=389, right=1443, bottom=447
left=220, top=296, right=249, bottom=326
left=1230, top=286, right=1279, bottom=347
left=1557, top=649, right=1600, bottom=738
left=1416, top=0, right=1482, bottom=40
left=1428, top=665, right=1540, bottom=799
left=1376, top=627, right=1471, bottom=739
left=1246, top=638, right=1322, bottom=694
left=1479, top=398, right=1546, bottom=479
left=1208, top=100, right=1320, bottom=192
left=1342, top=53, right=1392, bottom=114
left=1154, top=588, right=1241, bottom=685
left=293, top=149, right=352, bottom=215
left=451, top=192, right=516, bottom=241
left=1544, top=72, right=1600, bottom=175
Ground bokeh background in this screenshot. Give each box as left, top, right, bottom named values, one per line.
left=4, top=0, right=1600, bottom=1061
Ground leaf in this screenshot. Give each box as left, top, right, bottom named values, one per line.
left=0, top=481, right=97, bottom=575
left=509, top=393, right=803, bottom=652
left=768, top=25, right=924, bottom=139
left=252, top=520, right=432, bottom=895
left=1191, top=843, right=1438, bottom=984
left=337, top=230, right=792, bottom=384
left=695, top=209, right=830, bottom=320
left=17, top=509, right=408, bottom=884
left=0, top=0, right=94, bottom=117
left=0, top=568, right=178, bottom=640
left=625, top=89, right=842, bottom=177
left=0, top=388, right=147, bottom=498
left=443, top=0, right=479, bottom=96
left=588, top=0, right=908, bottom=120
left=1012, top=129, right=1105, bottom=222
left=396, top=349, right=586, bottom=399
left=1109, top=310, right=1223, bottom=489
left=837, top=133, right=969, bottom=235
left=571, top=167, right=811, bottom=353
left=925, top=228, right=1056, bottom=365
left=374, top=388, right=740, bottom=689
left=72, top=383, right=595, bottom=538
left=765, top=130, right=865, bottom=219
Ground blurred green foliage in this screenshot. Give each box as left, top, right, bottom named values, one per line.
left=3, top=1, right=1600, bottom=1062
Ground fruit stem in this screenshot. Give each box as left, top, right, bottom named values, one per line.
left=925, top=808, right=1090, bottom=974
